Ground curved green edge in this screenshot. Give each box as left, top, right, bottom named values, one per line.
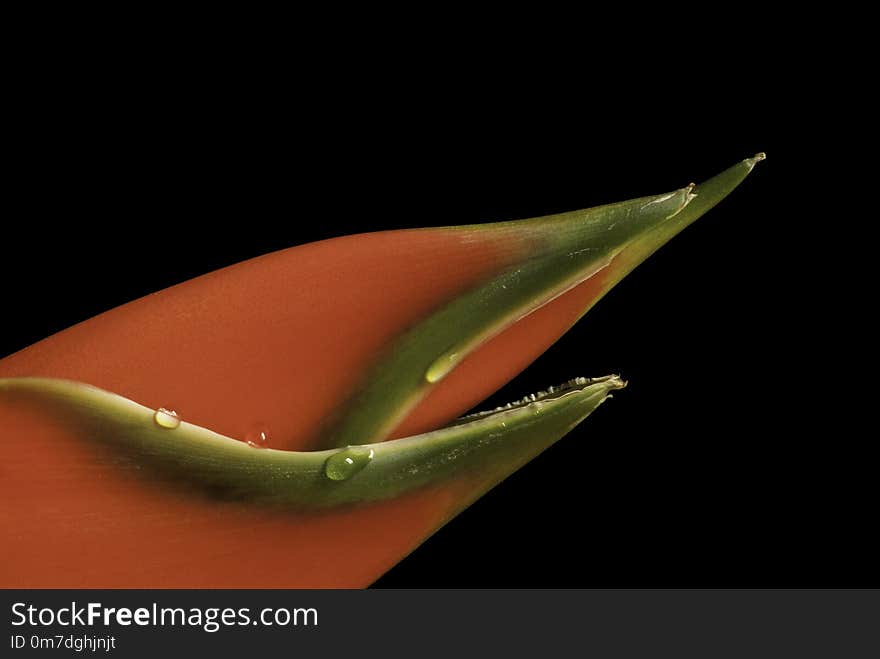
left=323, top=154, right=764, bottom=448
left=0, top=375, right=624, bottom=510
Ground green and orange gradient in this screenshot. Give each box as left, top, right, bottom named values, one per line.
left=0, top=154, right=763, bottom=587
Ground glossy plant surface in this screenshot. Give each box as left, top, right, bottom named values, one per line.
left=0, top=155, right=763, bottom=587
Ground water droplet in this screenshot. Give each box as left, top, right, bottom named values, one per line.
left=425, top=350, right=462, bottom=383
left=324, top=446, right=374, bottom=481
left=153, top=408, right=180, bottom=429
left=245, top=426, right=270, bottom=449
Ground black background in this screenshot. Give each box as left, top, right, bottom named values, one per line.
left=2, top=44, right=870, bottom=588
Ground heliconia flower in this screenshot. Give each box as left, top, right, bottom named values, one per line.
left=0, top=154, right=763, bottom=587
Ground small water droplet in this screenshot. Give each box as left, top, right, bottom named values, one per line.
left=245, top=426, right=270, bottom=449
left=324, top=446, right=374, bottom=481
left=153, top=408, right=180, bottom=429
left=425, top=350, right=462, bottom=383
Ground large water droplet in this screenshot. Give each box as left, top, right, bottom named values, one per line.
left=245, top=426, right=270, bottom=449
left=324, top=446, right=374, bottom=481
left=153, top=408, right=180, bottom=429
left=425, top=350, right=462, bottom=383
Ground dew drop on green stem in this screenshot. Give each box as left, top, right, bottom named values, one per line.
left=245, top=426, right=270, bottom=449
left=324, top=446, right=374, bottom=481
left=425, top=350, right=462, bottom=383
left=153, top=408, right=180, bottom=429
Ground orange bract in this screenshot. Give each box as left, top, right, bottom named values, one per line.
left=0, top=227, right=613, bottom=588
left=0, top=228, right=529, bottom=451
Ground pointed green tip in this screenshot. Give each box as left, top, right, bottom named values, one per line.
left=746, top=151, right=767, bottom=167
left=320, top=154, right=765, bottom=449
left=607, top=152, right=765, bottom=278
left=682, top=151, right=764, bottom=218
